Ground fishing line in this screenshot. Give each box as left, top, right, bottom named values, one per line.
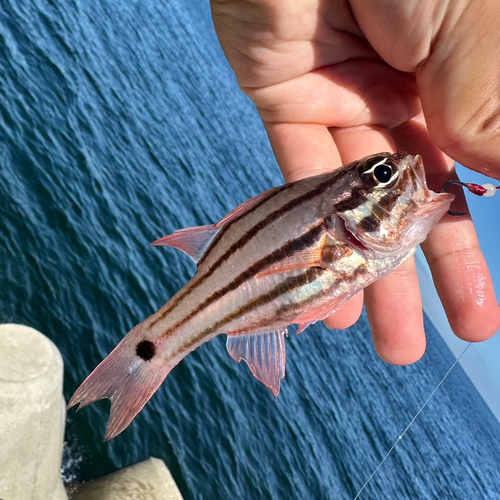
left=352, top=342, right=472, bottom=500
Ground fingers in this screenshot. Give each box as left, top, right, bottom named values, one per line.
left=417, top=0, right=500, bottom=178
left=391, top=117, right=500, bottom=341
left=421, top=218, right=500, bottom=341
left=253, top=61, right=420, bottom=128
left=365, top=257, right=426, bottom=364
left=323, top=292, right=364, bottom=330
left=329, top=124, right=396, bottom=162
left=346, top=0, right=500, bottom=177
left=210, top=0, right=377, bottom=89
left=265, top=122, right=342, bottom=182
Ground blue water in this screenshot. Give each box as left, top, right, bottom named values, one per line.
left=1, top=0, right=499, bottom=498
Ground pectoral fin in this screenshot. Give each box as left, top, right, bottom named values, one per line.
left=254, top=240, right=354, bottom=279
left=226, top=328, right=288, bottom=397
left=294, top=295, right=349, bottom=334
left=255, top=249, right=323, bottom=278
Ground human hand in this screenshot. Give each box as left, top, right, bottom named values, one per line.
left=210, top=0, right=500, bottom=364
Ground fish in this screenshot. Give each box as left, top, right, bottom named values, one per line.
left=68, top=152, right=454, bottom=440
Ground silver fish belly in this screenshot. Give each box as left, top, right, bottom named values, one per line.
left=68, top=152, right=453, bottom=439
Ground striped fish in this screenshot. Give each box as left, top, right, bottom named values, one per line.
left=68, top=152, right=453, bottom=440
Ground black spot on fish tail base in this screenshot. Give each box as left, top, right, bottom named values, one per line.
left=136, top=340, right=156, bottom=361
left=159, top=221, right=327, bottom=339
left=150, top=172, right=347, bottom=329
left=170, top=267, right=327, bottom=357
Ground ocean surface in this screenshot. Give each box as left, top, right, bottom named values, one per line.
left=1, top=1, right=499, bottom=498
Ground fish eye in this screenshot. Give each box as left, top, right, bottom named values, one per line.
left=361, top=157, right=399, bottom=188
left=374, top=164, right=393, bottom=183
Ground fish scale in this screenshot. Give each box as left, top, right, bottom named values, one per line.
left=68, top=152, right=453, bottom=440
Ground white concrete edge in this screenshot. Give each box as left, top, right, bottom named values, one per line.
left=415, top=248, right=500, bottom=423
left=70, top=457, right=183, bottom=500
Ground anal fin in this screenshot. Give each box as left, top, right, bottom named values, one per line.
left=226, top=328, right=288, bottom=397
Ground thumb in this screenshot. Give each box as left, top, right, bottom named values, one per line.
left=417, top=0, right=500, bottom=179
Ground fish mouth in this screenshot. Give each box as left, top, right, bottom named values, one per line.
left=415, top=192, right=454, bottom=220
left=407, top=154, right=454, bottom=216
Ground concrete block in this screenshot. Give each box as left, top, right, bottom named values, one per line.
left=0, top=323, right=67, bottom=500
left=71, top=457, right=183, bottom=500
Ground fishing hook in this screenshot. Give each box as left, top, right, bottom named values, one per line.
left=441, top=180, right=499, bottom=216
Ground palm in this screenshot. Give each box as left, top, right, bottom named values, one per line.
left=211, top=0, right=500, bottom=363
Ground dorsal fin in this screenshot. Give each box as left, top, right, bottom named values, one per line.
left=150, top=224, right=220, bottom=264
left=215, top=187, right=279, bottom=227
left=226, top=328, right=287, bottom=397
left=150, top=187, right=278, bottom=263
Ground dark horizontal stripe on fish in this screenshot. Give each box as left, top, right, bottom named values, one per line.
left=171, top=267, right=327, bottom=356
left=159, top=222, right=327, bottom=339
left=150, top=171, right=348, bottom=328
left=197, top=185, right=287, bottom=267
left=147, top=184, right=289, bottom=327
left=334, top=183, right=405, bottom=227
left=273, top=264, right=369, bottom=319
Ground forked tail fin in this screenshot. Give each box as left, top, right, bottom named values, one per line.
left=67, top=327, right=173, bottom=440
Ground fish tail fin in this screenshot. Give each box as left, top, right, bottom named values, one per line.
left=67, top=327, right=173, bottom=440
